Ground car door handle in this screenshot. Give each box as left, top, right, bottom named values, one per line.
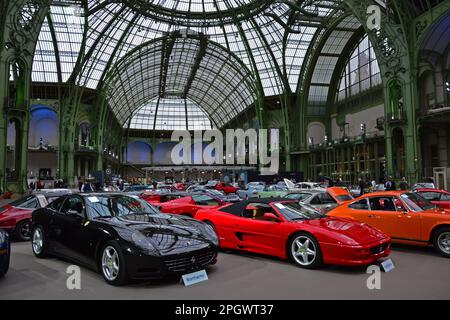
left=368, top=214, right=379, bottom=218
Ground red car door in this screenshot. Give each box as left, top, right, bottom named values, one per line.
left=230, top=203, right=286, bottom=256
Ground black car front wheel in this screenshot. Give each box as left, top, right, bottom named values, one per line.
left=99, top=241, right=128, bottom=286
left=15, top=220, right=31, bottom=241
left=31, top=226, right=48, bottom=258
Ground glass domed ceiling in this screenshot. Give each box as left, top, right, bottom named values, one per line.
left=123, top=0, right=270, bottom=27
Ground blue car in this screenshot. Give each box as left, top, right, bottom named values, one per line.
left=0, top=228, right=10, bottom=277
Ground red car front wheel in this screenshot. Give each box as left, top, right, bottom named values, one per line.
left=15, top=220, right=32, bottom=242
left=288, top=233, right=323, bottom=269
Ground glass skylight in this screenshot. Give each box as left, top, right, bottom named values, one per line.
left=128, top=97, right=213, bottom=131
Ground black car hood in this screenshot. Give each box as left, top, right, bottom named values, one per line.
left=104, top=214, right=211, bottom=253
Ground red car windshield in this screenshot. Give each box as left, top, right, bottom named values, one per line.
left=9, top=196, right=39, bottom=209
left=401, top=193, right=436, bottom=212
left=273, top=202, right=324, bottom=221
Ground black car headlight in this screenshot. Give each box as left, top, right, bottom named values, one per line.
left=131, top=232, right=157, bottom=253
left=204, top=224, right=219, bottom=246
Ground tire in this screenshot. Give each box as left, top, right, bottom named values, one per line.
left=31, top=226, right=48, bottom=258
left=99, top=241, right=128, bottom=286
left=432, top=227, right=450, bottom=258
left=15, top=220, right=31, bottom=241
left=288, top=232, right=323, bottom=269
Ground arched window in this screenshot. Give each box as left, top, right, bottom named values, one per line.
left=337, top=35, right=381, bottom=102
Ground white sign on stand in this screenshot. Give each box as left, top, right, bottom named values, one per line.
left=381, top=259, right=395, bottom=273
left=181, top=270, right=208, bottom=286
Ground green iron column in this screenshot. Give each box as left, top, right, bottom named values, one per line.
left=0, top=56, right=8, bottom=192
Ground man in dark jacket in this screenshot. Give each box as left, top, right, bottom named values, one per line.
left=359, top=179, right=366, bottom=197
left=385, top=176, right=396, bottom=191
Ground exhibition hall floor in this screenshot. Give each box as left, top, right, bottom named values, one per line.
left=1, top=242, right=449, bottom=300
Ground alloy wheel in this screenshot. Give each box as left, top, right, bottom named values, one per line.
left=437, top=232, right=450, bottom=255
left=291, top=236, right=317, bottom=266
left=32, top=228, right=43, bottom=254
left=102, top=246, right=120, bottom=281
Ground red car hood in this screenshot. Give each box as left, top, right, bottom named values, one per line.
left=297, top=217, right=388, bottom=245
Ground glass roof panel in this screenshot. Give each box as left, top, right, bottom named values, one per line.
left=128, top=97, right=213, bottom=130
left=29, top=1, right=359, bottom=128
left=120, top=0, right=271, bottom=27
left=104, top=35, right=256, bottom=128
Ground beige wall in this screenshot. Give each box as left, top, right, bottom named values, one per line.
left=331, top=104, right=384, bottom=140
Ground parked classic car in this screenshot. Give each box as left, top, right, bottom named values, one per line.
left=195, top=198, right=391, bottom=269
left=414, top=188, right=450, bottom=209
left=31, top=194, right=219, bottom=286
left=283, top=188, right=353, bottom=213
left=328, top=191, right=450, bottom=257
left=0, top=189, right=72, bottom=241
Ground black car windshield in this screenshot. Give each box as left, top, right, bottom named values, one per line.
left=273, top=202, right=325, bottom=221
left=85, top=195, right=159, bottom=218
left=401, top=193, right=436, bottom=212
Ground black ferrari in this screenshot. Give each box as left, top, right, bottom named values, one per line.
left=0, top=228, right=10, bottom=278
left=31, top=193, right=219, bottom=286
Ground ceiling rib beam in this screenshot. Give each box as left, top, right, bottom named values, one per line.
left=182, top=36, right=208, bottom=99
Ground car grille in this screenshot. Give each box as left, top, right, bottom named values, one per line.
left=370, top=243, right=389, bottom=255
left=165, top=250, right=216, bottom=272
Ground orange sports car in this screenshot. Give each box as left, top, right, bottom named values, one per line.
left=328, top=191, right=450, bottom=258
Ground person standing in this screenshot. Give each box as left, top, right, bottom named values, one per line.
left=359, top=179, right=366, bottom=197
left=81, top=180, right=94, bottom=193
left=399, top=177, right=410, bottom=191
left=385, top=176, right=396, bottom=191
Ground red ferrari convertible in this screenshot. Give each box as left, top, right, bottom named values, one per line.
left=158, top=194, right=225, bottom=218
left=195, top=198, right=391, bottom=269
